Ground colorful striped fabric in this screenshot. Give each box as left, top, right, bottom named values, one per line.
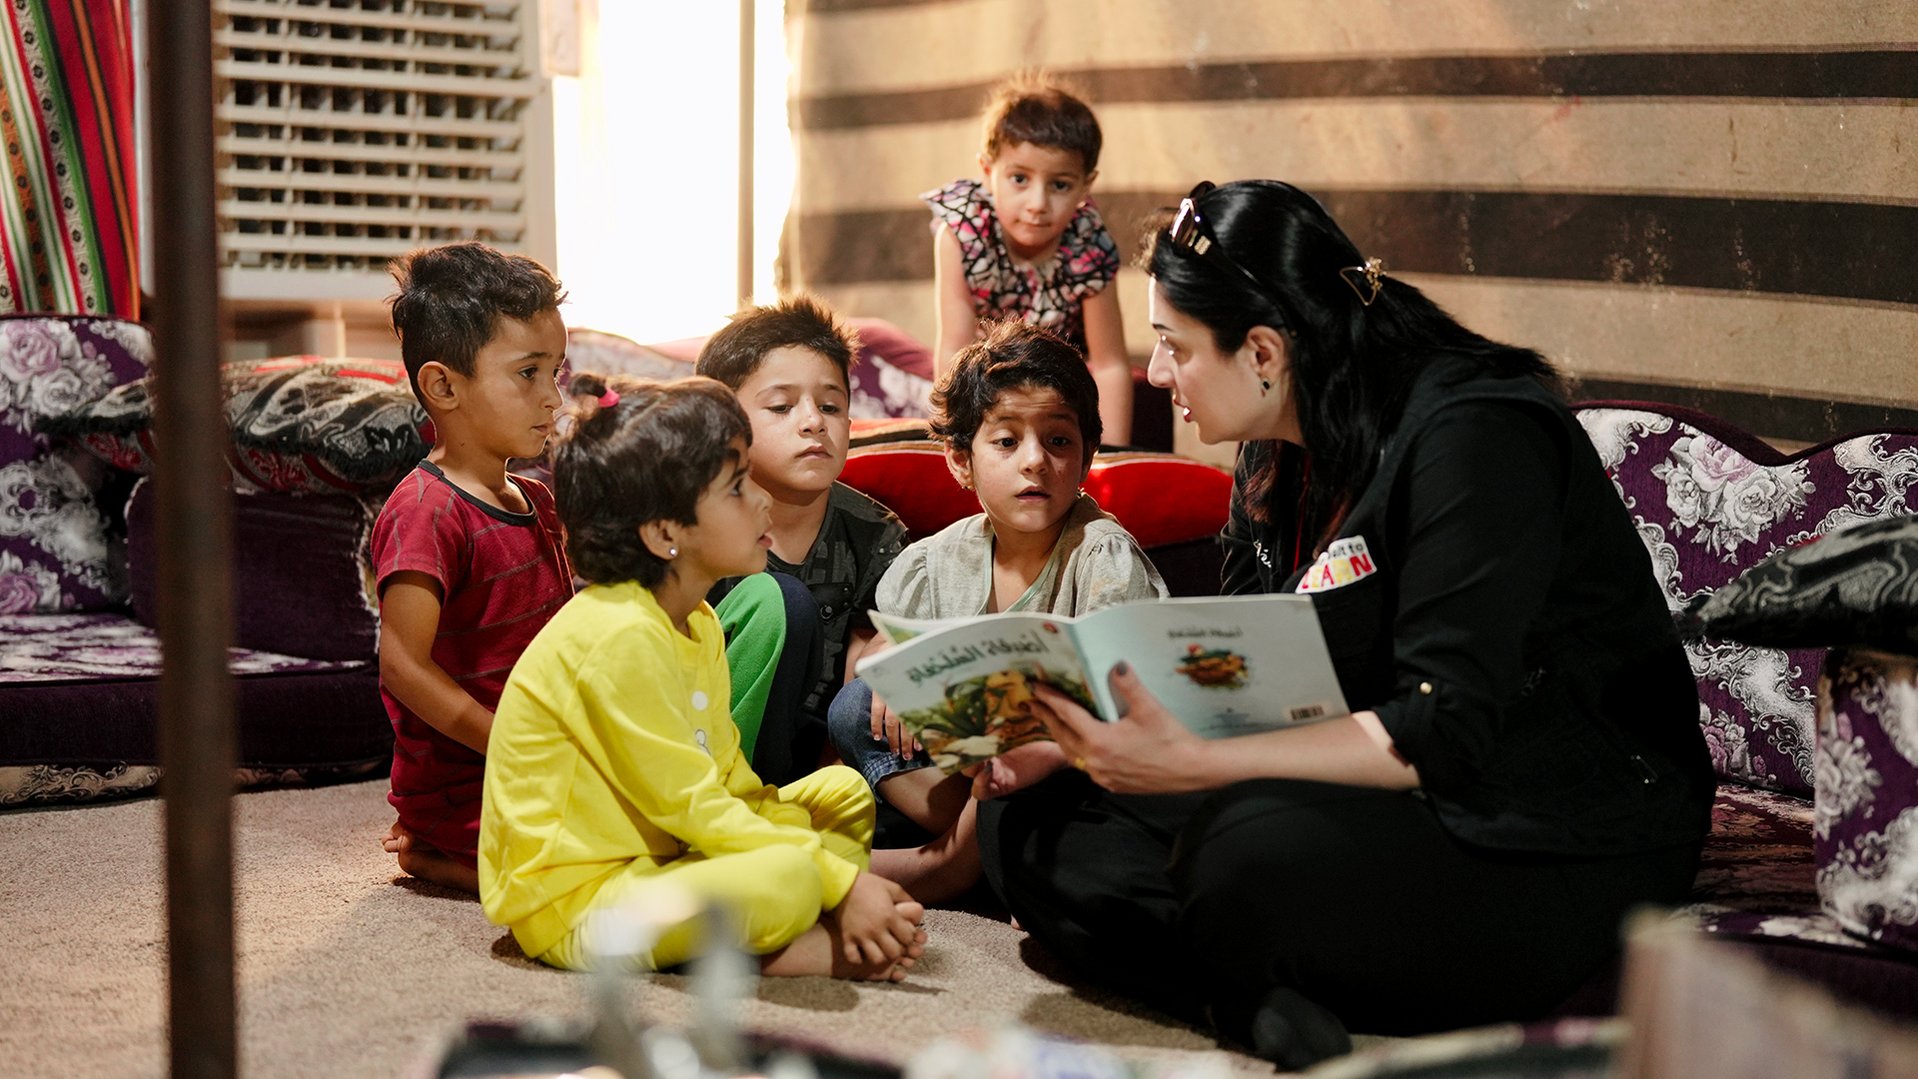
left=1, top=0, right=138, bottom=318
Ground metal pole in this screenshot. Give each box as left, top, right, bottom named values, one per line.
left=146, top=0, right=237, bottom=1075
left=737, top=0, right=754, bottom=308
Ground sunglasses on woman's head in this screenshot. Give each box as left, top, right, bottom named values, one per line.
left=1167, top=181, right=1274, bottom=300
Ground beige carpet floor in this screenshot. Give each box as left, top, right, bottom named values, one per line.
left=1, top=779, right=1393, bottom=1077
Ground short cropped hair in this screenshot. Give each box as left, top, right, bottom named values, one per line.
left=551, top=372, right=750, bottom=588
left=694, top=295, right=859, bottom=391
left=980, top=73, right=1102, bottom=174
left=930, top=321, right=1102, bottom=453
left=388, top=241, right=567, bottom=405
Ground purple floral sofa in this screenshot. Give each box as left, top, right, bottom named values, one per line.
left=1574, top=402, right=1918, bottom=1014
left=0, top=316, right=391, bottom=807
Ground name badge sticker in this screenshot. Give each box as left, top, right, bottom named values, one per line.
left=1294, top=536, right=1378, bottom=594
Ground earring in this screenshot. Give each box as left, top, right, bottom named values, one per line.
left=1260, top=379, right=1271, bottom=396
left=667, top=546, right=678, bottom=559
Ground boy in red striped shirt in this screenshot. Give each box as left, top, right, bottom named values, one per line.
left=371, top=242, right=576, bottom=894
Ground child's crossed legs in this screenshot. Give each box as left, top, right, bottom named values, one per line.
left=539, top=768, right=926, bottom=979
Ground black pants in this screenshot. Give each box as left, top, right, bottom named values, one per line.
left=746, top=572, right=824, bottom=787
left=977, top=772, right=1701, bottom=1039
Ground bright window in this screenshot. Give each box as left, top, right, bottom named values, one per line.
left=552, top=1, right=793, bottom=345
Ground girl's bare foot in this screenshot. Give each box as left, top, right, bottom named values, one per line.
left=387, top=823, right=480, bottom=895
left=760, top=920, right=928, bottom=981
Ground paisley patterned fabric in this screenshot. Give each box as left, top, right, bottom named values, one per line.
left=1816, top=649, right=1918, bottom=953
left=1574, top=406, right=1918, bottom=797
left=0, top=315, right=150, bottom=612
left=44, top=355, right=431, bottom=494
left=1682, top=514, right=1918, bottom=657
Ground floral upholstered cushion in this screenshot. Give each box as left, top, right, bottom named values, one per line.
left=1816, top=649, right=1918, bottom=953
left=44, top=356, right=430, bottom=494
left=844, top=318, right=934, bottom=419
left=0, top=612, right=389, bottom=807
left=1575, top=405, right=1918, bottom=797
left=0, top=316, right=152, bottom=612
left=1681, top=515, right=1918, bottom=657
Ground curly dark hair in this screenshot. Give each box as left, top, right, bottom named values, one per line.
left=388, top=241, right=567, bottom=406
left=551, top=372, right=750, bottom=587
left=1142, top=179, right=1555, bottom=533
left=930, top=321, right=1102, bottom=453
left=981, top=72, right=1102, bottom=173
left=694, top=294, right=859, bottom=391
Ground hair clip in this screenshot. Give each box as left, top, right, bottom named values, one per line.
left=1339, top=256, right=1386, bottom=307
left=597, top=387, right=620, bottom=409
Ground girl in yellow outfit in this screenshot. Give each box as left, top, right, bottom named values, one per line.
left=480, top=373, right=927, bottom=979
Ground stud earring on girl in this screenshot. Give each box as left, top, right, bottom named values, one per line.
left=667, top=547, right=678, bottom=559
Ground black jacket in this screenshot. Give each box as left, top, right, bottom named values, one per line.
left=1222, top=358, right=1715, bottom=855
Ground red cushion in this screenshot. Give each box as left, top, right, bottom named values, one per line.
left=841, top=439, right=1231, bottom=548
left=840, top=443, right=977, bottom=541
left=1083, top=451, right=1233, bottom=547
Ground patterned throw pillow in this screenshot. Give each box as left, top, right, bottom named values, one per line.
left=44, top=356, right=430, bottom=495
left=0, top=316, right=153, bottom=613
left=1575, top=404, right=1918, bottom=797
left=1680, top=515, right=1918, bottom=657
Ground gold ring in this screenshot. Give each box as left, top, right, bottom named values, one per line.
left=1072, top=756, right=1088, bottom=771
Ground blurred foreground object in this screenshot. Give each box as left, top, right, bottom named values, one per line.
left=1614, top=913, right=1918, bottom=1079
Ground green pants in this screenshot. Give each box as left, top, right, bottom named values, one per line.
left=713, top=572, right=790, bottom=762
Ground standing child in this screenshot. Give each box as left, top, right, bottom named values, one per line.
left=373, top=241, right=575, bottom=895
left=924, top=73, right=1134, bottom=445
left=480, top=374, right=927, bottom=978
left=828, top=322, right=1167, bottom=902
left=697, top=297, right=907, bottom=785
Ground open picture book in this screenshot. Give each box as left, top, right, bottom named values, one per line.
left=853, top=594, right=1350, bottom=773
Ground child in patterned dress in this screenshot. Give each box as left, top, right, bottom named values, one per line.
left=923, top=73, right=1135, bottom=446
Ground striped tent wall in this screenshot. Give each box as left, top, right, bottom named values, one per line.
left=0, top=0, right=140, bottom=318
left=783, top=0, right=1917, bottom=451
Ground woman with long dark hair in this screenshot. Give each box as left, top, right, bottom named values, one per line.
left=975, top=180, right=1714, bottom=1068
